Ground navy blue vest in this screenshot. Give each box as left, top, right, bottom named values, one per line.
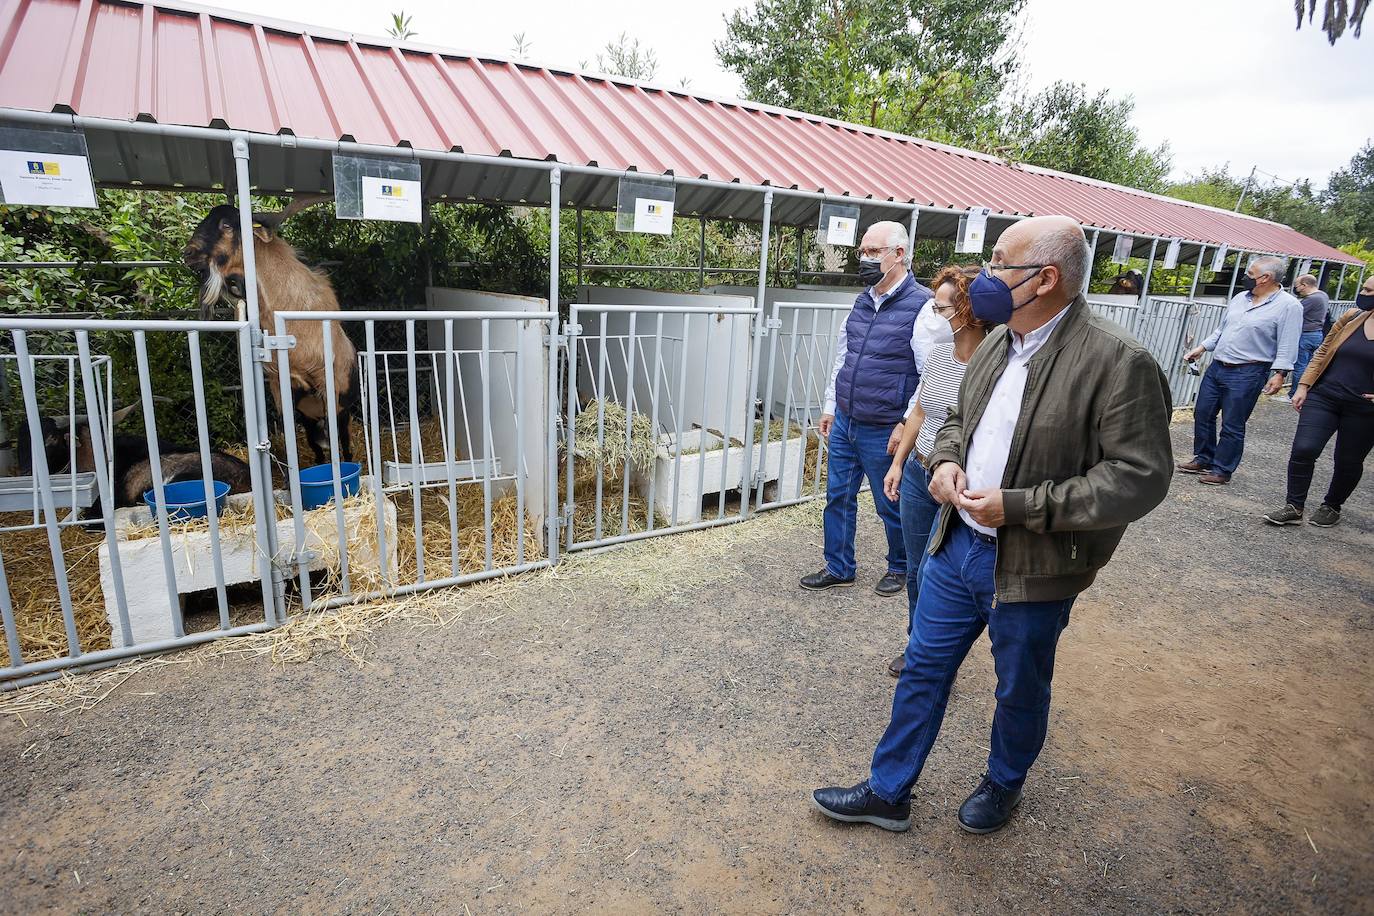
left=835, top=273, right=932, bottom=424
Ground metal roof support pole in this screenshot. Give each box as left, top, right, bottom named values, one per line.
left=1227, top=251, right=1245, bottom=300
left=231, top=136, right=285, bottom=622
left=547, top=168, right=563, bottom=565
left=1189, top=245, right=1206, bottom=301
left=1087, top=229, right=1101, bottom=291
left=906, top=210, right=920, bottom=267
left=1357, top=264, right=1368, bottom=298
left=575, top=206, right=583, bottom=290
left=740, top=189, right=774, bottom=519
left=1139, top=238, right=1158, bottom=306
left=1336, top=263, right=1347, bottom=298
left=794, top=223, right=804, bottom=287
left=699, top=216, right=707, bottom=289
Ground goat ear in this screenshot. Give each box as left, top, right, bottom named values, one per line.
left=253, top=225, right=272, bottom=243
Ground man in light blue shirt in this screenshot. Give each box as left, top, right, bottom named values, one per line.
left=1178, top=255, right=1302, bottom=484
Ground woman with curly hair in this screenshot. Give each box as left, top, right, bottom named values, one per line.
left=882, top=265, right=988, bottom=676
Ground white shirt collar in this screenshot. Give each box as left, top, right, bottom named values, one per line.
left=1010, top=303, right=1072, bottom=356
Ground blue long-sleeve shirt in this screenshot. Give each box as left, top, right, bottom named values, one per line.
left=1201, top=288, right=1303, bottom=371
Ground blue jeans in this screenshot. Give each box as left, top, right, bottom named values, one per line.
left=1192, top=361, right=1270, bottom=477
left=823, top=409, right=906, bottom=580
left=869, top=517, right=1075, bottom=802
left=898, top=456, right=940, bottom=629
left=1289, top=330, right=1325, bottom=396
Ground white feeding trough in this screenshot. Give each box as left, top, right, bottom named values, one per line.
left=97, top=482, right=398, bottom=648
left=632, top=426, right=807, bottom=524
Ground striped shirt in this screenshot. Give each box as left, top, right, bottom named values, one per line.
left=914, top=343, right=967, bottom=459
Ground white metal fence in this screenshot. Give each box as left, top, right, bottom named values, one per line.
left=0, top=290, right=1336, bottom=685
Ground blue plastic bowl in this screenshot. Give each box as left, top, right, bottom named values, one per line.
left=143, top=479, right=231, bottom=521
left=298, top=461, right=361, bottom=510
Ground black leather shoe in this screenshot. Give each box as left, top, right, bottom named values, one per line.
left=811, top=780, right=911, bottom=832
left=887, top=653, right=905, bottom=677
left=957, top=773, right=1022, bottom=834
left=874, top=572, right=904, bottom=597
left=800, top=570, right=855, bottom=591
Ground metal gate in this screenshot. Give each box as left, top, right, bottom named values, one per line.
left=0, top=316, right=281, bottom=687
left=562, top=302, right=760, bottom=551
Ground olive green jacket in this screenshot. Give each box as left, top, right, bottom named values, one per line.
left=926, top=296, right=1174, bottom=603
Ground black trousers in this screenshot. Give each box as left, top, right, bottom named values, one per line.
left=1285, top=387, right=1374, bottom=510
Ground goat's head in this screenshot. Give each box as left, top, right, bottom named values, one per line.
left=15, top=403, right=139, bottom=475
left=184, top=196, right=332, bottom=319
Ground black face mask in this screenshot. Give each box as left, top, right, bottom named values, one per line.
left=1356, top=292, right=1374, bottom=310
left=1238, top=275, right=1257, bottom=292
left=857, top=257, right=887, bottom=288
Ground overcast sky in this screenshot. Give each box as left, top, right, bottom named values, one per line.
left=221, top=0, right=1372, bottom=190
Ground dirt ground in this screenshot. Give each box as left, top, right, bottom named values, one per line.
left=1, top=399, right=1370, bottom=914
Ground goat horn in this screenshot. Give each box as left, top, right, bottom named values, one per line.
left=251, top=193, right=334, bottom=230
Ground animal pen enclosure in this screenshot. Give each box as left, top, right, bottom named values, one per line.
left=0, top=0, right=1361, bottom=688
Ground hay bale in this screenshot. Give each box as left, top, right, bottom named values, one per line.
left=569, top=398, right=658, bottom=475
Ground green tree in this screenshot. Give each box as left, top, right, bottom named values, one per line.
left=1326, top=141, right=1374, bottom=243
left=715, top=0, right=1024, bottom=146
left=1294, top=0, right=1368, bottom=44
left=1002, top=82, right=1172, bottom=192
left=596, top=32, right=658, bottom=81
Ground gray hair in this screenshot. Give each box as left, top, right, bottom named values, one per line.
left=1295, top=273, right=1317, bottom=290
left=1251, top=256, right=1287, bottom=284
left=1023, top=222, right=1091, bottom=298
left=867, top=220, right=912, bottom=266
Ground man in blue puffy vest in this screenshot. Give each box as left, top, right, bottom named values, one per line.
left=801, top=220, right=937, bottom=597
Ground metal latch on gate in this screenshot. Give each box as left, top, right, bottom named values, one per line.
left=254, top=333, right=297, bottom=362
left=273, top=549, right=318, bottom=571
left=753, top=317, right=782, bottom=337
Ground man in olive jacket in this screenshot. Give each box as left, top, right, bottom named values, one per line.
left=812, top=216, right=1173, bottom=835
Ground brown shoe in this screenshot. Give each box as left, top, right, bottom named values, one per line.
left=888, top=654, right=905, bottom=677
left=1176, top=459, right=1206, bottom=474
left=1199, top=472, right=1231, bottom=485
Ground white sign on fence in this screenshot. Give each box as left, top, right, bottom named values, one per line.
left=826, top=214, right=857, bottom=246
left=360, top=176, right=422, bottom=223
left=1111, top=234, right=1133, bottom=265
left=957, top=207, right=991, bottom=254
left=1211, top=245, right=1228, bottom=273
left=1297, top=258, right=1312, bottom=277
left=1162, top=238, right=1181, bottom=270
left=0, top=150, right=97, bottom=208
left=633, top=197, right=675, bottom=235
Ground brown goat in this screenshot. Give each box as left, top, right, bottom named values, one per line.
left=183, top=198, right=359, bottom=464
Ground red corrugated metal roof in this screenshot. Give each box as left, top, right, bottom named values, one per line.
left=0, top=0, right=1359, bottom=264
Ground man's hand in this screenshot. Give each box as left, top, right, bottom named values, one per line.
left=929, top=461, right=966, bottom=505
left=1183, top=346, right=1206, bottom=363
left=1263, top=372, right=1286, bottom=396
left=883, top=461, right=902, bottom=503
left=1293, top=385, right=1308, bottom=410
left=958, top=487, right=1005, bottom=529
left=818, top=413, right=834, bottom=439
left=887, top=421, right=904, bottom=455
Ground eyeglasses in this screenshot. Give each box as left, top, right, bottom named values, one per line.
left=932, top=303, right=959, bottom=314
left=983, top=261, right=1047, bottom=273
left=858, top=245, right=895, bottom=258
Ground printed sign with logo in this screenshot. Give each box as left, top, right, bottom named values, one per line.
left=633, top=197, right=674, bottom=235
left=360, top=175, right=421, bottom=222
left=0, top=150, right=97, bottom=208
left=957, top=207, right=991, bottom=254
left=1210, top=245, right=1228, bottom=273
left=1111, top=234, right=1134, bottom=265
left=826, top=214, right=857, bottom=246
left=1162, top=238, right=1181, bottom=270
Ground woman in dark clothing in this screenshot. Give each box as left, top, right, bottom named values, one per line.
left=1263, top=275, right=1374, bottom=528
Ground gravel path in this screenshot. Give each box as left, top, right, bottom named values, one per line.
left=1, top=399, right=1370, bottom=914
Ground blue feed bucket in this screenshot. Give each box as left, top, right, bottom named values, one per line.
left=298, top=462, right=362, bottom=510
left=143, top=479, right=231, bottom=521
